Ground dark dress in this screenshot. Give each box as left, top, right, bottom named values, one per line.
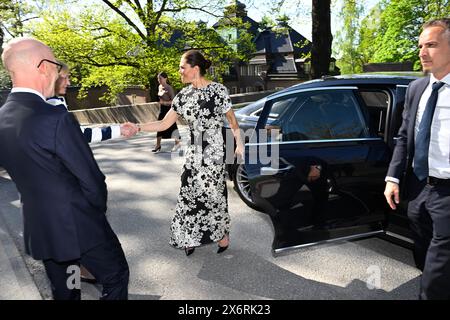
left=157, top=83, right=179, bottom=139
left=169, top=82, right=232, bottom=248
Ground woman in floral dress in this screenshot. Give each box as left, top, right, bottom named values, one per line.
left=138, top=50, right=243, bottom=256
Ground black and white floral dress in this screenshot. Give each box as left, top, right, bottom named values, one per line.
left=169, top=82, right=232, bottom=248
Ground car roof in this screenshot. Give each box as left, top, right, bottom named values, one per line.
left=233, top=73, right=423, bottom=115
left=268, top=73, right=422, bottom=98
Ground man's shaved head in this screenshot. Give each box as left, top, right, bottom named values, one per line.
left=1, top=37, right=58, bottom=97
left=2, top=37, right=53, bottom=76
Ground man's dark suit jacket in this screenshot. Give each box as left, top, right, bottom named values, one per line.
left=0, top=92, right=117, bottom=262
left=387, top=76, right=430, bottom=194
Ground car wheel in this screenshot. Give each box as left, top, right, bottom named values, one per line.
left=233, top=163, right=261, bottom=211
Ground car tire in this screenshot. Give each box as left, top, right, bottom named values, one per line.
left=232, top=163, right=262, bottom=211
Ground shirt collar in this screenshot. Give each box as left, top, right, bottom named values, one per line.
left=430, top=73, right=450, bottom=87
left=10, top=87, right=47, bottom=102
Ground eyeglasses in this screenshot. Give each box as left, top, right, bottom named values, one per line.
left=37, top=59, right=63, bottom=73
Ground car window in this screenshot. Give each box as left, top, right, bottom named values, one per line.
left=263, top=97, right=297, bottom=119
left=274, top=90, right=368, bottom=141
left=235, top=101, right=265, bottom=116
left=358, top=90, right=390, bottom=138
left=252, top=108, right=263, bottom=117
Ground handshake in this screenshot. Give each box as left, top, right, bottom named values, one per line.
left=120, top=122, right=140, bottom=138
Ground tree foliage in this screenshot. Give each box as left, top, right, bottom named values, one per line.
left=29, top=0, right=255, bottom=103
left=334, top=0, right=364, bottom=74
left=359, top=0, right=450, bottom=70
left=1, top=0, right=41, bottom=88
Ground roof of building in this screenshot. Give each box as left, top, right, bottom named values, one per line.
left=253, top=27, right=311, bottom=56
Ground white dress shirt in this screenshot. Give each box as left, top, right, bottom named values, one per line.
left=386, top=73, right=450, bottom=183
left=414, top=73, right=450, bottom=179
left=11, top=87, right=46, bottom=101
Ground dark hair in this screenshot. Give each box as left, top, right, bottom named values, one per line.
left=158, top=72, right=168, bottom=79
left=182, top=50, right=212, bottom=76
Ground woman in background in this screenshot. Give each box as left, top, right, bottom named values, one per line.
left=152, top=72, right=181, bottom=152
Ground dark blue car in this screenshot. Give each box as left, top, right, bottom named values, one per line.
left=229, top=74, right=422, bottom=253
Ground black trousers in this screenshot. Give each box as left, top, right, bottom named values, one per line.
left=407, top=174, right=450, bottom=300
left=43, top=238, right=129, bottom=300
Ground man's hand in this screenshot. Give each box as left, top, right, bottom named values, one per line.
left=120, top=122, right=139, bottom=138
left=307, top=165, right=321, bottom=183
left=384, top=181, right=400, bottom=210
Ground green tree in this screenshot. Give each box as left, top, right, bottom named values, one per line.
left=1, top=0, right=42, bottom=88
left=334, top=0, right=364, bottom=74
left=357, top=2, right=383, bottom=68
left=30, top=0, right=254, bottom=104
left=359, top=0, right=450, bottom=70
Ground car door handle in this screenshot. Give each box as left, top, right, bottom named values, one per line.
left=261, top=165, right=293, bottom=175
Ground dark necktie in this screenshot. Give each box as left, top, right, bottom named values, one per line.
left=413, top=81, right=445, bottom=181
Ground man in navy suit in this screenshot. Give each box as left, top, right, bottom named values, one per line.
left=0, top=37, right=129, bottom=300
left=384, top=18, right=450, bottom=300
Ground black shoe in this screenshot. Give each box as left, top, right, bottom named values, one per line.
left=185, top=247, right=195, bottom=256
left=217, top=245, right=228, bottom=254
left=152, top=146, right=161, bottom=153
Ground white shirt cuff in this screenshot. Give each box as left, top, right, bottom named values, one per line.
left=385, top=176, right=400, bottom=184
left=111, top=125, right=121, bottom=139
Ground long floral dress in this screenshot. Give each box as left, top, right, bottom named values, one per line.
left=169, top=82, right=232, bottom=248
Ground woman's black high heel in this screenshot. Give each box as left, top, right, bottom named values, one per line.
left=152, top=145, right=161, bottom=153
left=217, top=235, right=229, bottom=254
left=185, top=247, right=195, bottom=256
left=217, top=245, right=228, bottom=254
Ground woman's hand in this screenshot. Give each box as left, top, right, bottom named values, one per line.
left=235, top=143, right=244, bottom=162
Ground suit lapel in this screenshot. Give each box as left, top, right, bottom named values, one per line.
left=407, top=76, right=429, bottom=156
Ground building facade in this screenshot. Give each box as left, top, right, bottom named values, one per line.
left=214, top=1, right=339, bottom=94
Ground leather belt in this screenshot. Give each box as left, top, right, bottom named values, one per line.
left=426, top=176, right=450, bottom=186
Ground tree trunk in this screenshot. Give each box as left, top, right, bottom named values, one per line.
left=311, top=0, right=332, bottom=79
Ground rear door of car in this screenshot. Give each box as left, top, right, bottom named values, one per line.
left=245, top=86, right=392, bottom=253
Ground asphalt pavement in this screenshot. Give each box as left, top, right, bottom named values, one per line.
left=0, top=126, right=421, bottom=300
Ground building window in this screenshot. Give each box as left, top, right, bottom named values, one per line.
left=240, top=66, right=247, bottom=76
left=256, top=65, right=263, bottom=75
left=247, top=65, right=254, bottom=76
left=329, top=61, right=335, bottom=72
left=241, top=65, right=263, bottom=77
left=303, top=63, right=311, bottom=74
left=209, top=66, right=216, bottom=77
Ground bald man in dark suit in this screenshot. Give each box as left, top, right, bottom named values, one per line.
left=0, top=37, right=129, bottom=300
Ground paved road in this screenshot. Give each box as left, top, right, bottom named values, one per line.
left=0, top=128, right=421, bottom=300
